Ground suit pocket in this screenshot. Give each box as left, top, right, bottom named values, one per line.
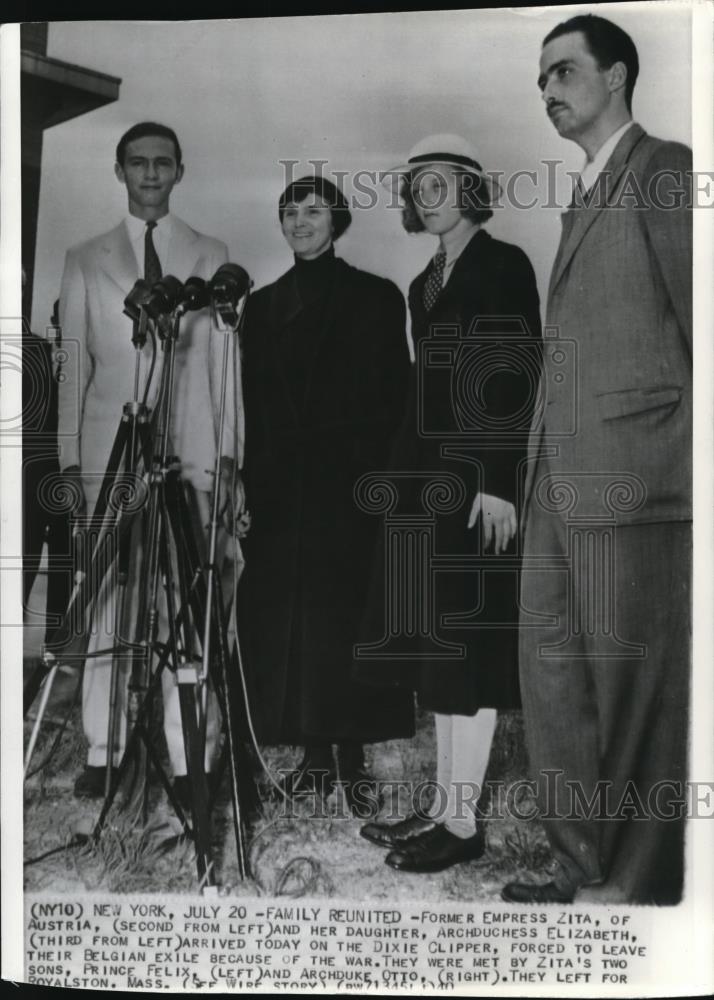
left=596, top=386, right=682, bottom=421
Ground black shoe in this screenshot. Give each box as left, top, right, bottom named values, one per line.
left=501, top=880, right=575, bottom=904
left=361, top=814, right=438, bottom=848
left=73, top=765, right=107, bottom=800
left=385, top=825, right=486, bottom=873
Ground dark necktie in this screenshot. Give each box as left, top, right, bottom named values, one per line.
left=422, top=250, right=446, bottom=312
left=144, top=220, right=162, bottom=285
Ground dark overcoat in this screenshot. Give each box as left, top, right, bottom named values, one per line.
left=238, top=255, right=415, bottom=744
left=356, top=229, right=542, bottom=714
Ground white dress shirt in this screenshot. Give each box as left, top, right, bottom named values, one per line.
left=578, top=120, right=635, bottom=195
left=125, top=212, right=174, bottom=275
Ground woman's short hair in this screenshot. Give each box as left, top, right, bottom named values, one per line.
left=400, top=168, right=493, bottom=233
left=278, top=175, right=352, bottom=240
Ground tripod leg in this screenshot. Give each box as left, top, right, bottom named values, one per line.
left=24, top=409, right=148, bottom=780
left=24, top=661, right=60, bottom=775
left=104, top=438, right=147, bottom=797
left=24, top=657, right=54, bottom=716
left=159, top=487, right=215, bottom=888
left=91, top=642, right=192, bottom=842
left=207, top=568, right=251, bottom=878
left=105, top=564, right=131, bottom=798
left=42, top=417, right=134, bottom=662
left=172, top=482, right=256, bottom=879
left=120, top=467, right=165, bottom=824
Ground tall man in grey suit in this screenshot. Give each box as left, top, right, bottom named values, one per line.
left=58, top=122, right=240, bottom=801
left=502, top=15, right=692, bottom=904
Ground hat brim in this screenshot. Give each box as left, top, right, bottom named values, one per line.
left=381, top=157, right=501, bottom=202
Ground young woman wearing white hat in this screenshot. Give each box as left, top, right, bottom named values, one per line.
left=358, top=135, right=542, bottom=873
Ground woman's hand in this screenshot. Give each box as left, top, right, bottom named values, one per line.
left=467, top=492, right=517, bottom=553
left=218, top=459, right=251, bottom=538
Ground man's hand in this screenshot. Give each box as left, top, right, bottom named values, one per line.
left=467, top=491, right=517, bottom=553
left=62, top=464, right=86, bottom=516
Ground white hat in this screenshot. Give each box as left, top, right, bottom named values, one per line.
left=384, top=133, right=501, bottom=201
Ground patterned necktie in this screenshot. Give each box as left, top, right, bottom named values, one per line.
left=422, top=250, right=446, bottom=312
left=144, top=220, right=162, bottom=285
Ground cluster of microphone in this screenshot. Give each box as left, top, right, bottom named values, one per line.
left=124, top=263, right=251, bottom=329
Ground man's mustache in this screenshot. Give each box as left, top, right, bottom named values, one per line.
left=547, top=101, right=569, bottom=117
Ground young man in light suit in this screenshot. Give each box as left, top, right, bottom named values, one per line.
left=57, top=122, right=240, bottom=802
left=502, top=15, right=692, bottom=904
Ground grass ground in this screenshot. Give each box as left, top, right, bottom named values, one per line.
left=23, top=655, right=552, bottom=900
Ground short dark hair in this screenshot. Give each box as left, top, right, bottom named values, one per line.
left=278, top=175, right=352, bottom=240
left=116, top=122, right=183, bottom=167
left=400, top=167, right=493, bottom=234
left=543, top=14, right=639, bottom=112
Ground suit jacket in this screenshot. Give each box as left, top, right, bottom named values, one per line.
left=57, top=216, right=235, bottom=500
left=523, top=124, right=692, bottom=526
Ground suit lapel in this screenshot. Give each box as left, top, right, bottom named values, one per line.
left=549, top=124, right=648, bottom=297
left=410, top=230, right=490, bottom=328
left=165, top=216, right=199, bottom=281
left=438, top=229, right=489, bottom=316
left=96, top=222, right=139, bottom=293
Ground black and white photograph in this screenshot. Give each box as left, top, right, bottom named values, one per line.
left=1, top=2, right=713, bottom=995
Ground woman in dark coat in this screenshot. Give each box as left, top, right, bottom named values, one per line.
left=358, top=135, right=542, bottom=870
left=238, top=175, right=414, bottom=807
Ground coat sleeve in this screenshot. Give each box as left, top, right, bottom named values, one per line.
left=476, top=245, right=542, bottom=505
left=57, top=247, right=93, bottom=472
left=640, top=142, right=692, bottom=357
left=359, top=277, right=411, bottom=436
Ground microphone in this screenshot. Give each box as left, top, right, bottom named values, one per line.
left=143, top=275, right=184, bottom=321
left=123, top=279, right=152, bottom=322
left=209, top=263, right=251, bottom=326
left=179, top=276, right=211, bottom=313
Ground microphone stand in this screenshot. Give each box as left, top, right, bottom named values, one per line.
left=25, top=275, right=257, bottom=889
left=197, top=289, right=251, bottom=877
left=104, top=301, right=215, bottom=888
left=91, top=287, right=256, bottom=889
left=24, top=305, right=154, bottom=775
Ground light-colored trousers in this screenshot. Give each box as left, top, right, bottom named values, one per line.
left=82, top=481, right=230, bottom=776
